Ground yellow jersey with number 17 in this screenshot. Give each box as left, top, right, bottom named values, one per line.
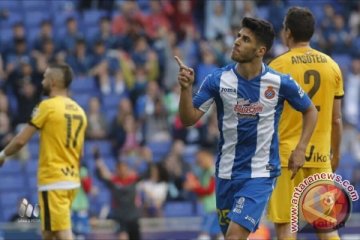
left=30, top=96, right=87, bottom=189
left=269, top=47, right=344, bottom=168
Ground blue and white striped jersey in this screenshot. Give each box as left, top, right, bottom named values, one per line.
left=193, top=63, right=311, bottom=179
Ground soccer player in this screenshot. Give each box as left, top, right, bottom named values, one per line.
left=175, top=17, right=318, bottom=239
left=0, top=63, right=87, bottom=240
left=267, top=7, right=344, bottom=240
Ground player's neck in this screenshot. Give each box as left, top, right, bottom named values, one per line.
left=236, top=60, right=263, bottom=80
left=50, top=89, right=69, bottom=98
left=289, top=41, right=310, bottom=49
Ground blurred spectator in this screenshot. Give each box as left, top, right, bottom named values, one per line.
left=60, top=17, right=84, bottom=52
left=0, top=112, right=13, bottom=149
left=205, top=1, right=231, bottom=41
left=33, top=20, right=56, bottom=51
left=92, top=17, right=118, bottom=49
left=95, top=149, right=141, bottom=240
left=72, top=165, right=93, bottom=239
left=344, top=58, right=360, bottom=128
left=111, top=0, right=146, bottom=36
left=172, top=114, right=207, bottom=146
left=5, top=38, right=30, bottom=75
left=164, top=140, right=191, bottom=201
left=86, top=96, right=108, bottom=140
left=78, top=0, right=114, bottom=11
left=184, top=149, right=221, bottom=240
left=144, top=0, right=172, bottom=40
left=326, top=14, right=352, bottom=55
left=137, top=163, right=169, bottom=217
left=67, top=39, right=92, bottom=76
left=120, top=114, right=141, bottom=155
left=6, top=62, right=42, bottom=126
left=171, top=0, right=196, bottom=40
left=109, top=98, right=134, bottom=158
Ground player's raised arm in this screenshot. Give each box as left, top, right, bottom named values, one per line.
left=175, top=56, right=204, bottom=126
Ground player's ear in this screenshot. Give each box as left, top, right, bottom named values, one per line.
left=257, top=45, right=266, bottom=57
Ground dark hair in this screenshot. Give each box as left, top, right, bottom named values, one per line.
left=48, top=63, right=73, bottom=88
left=285, top=7, right=315, bottom=42
left=241, top=17, right=275, bottom=53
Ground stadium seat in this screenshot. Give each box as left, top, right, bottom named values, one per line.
left=0, top=160, right=24, bottom=175
left=163, top=201, right=195, bottom=217
left=21, top=0, right=49, bottom=11
left=70, top=76, right=97, bottom=94
left=0, top=28, right=13, bottom=44
left=27, top=141, right=39, bottom=159
left=102, top=93, right=123, bottom=110
left=0, top=12, right=23, bottom=29
left=71, top=93, right=92, bottom=111
left=0, top=1, right=21, bottom=11
left=0, top=175, right=25, bottom=190
left=24, top=11, right=50, bottom=28
left=82, top=10, right=107, bottom=26
left=147, top=140, right=172, bottom=162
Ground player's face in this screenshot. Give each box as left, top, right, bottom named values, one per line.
left=231, top=28, right=259, bottom=63
left=42, top=68, right=52, bottom=96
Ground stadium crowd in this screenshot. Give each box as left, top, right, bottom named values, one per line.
left=0, top=0, right=360, bottom=236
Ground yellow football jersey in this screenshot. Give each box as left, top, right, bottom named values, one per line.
left=269, top=47, right=344, bottom=168
left=30, top=96, right=87, bottom=187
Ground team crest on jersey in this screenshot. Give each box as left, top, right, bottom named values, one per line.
left=234, top=98, right=263, bottom=118
left=264, top=86, right=275, bottom=99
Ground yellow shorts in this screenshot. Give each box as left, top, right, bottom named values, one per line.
left=267, top=167, right=332, bottom=223
left=38, top=189, right=77, bottom=231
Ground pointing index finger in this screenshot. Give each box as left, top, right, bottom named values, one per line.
left=174, top=56, right=187, bottom=69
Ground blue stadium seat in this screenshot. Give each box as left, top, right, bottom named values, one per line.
left=0, top=27, right=13, bottom=44
left=102, top=93, right=123, bottom=110
left=332, top=54, right=351, bottom=71
left=82, top=10, right=106, bottom=26
left=24, top=11, right=49, bottom=28
left=0, top=12, right=23, bottom=29
left=84, top=140, right=113, bottom=159
left=147, top=140, right=172, bottom=162
left=183, top=145, right=199, bottom=165
left=0, top=160, right=24, bottom=174
left=27, top=141, right=39, bottom=159
left=0, top=175, right=25, bottom=190
left=71, top=93, right=91, bottom=111
left=1, top=206, right=17, bottom=222
left=70, top=76, right=97, bottom=94
left=21, top=0, right=49, bottom=11
left=0, top=1, right=21, bottom=11
left=105, top=109, right=118, bottom=123
left=163, top=201, right=195, bottom=217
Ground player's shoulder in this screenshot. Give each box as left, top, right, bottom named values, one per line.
left=211, top=63, right=236, bottom=78
left=266, top=65, right=291, bottom=80
left=267, top=50, right=291, bottom=66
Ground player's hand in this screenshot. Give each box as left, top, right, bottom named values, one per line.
left=174, top=56, right=195, bottom=90
left=288, top=148, right=305, bottom=180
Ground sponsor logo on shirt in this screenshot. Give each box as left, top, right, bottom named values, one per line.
left=234, top=98, right=263, bottom=118
left=221, top=87, right=237, bottom=93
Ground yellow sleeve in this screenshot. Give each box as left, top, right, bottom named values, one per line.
left=29, top=101, right=52, bottom=129
left=333, top=63, right=344, bottom=98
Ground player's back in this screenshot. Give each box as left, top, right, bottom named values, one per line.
left=269, top=47, right=344, bottom=168
left=30, top=96, right=87, bottom=189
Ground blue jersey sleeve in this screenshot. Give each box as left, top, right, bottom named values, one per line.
left=193, top=74, right=216, bottom=112
left=280, top=75, right=312, bottom=112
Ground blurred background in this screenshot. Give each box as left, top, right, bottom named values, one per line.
left=0, top=0, right=360, bottom=239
